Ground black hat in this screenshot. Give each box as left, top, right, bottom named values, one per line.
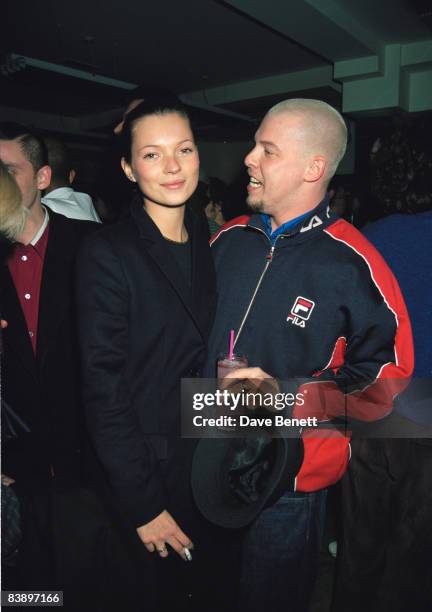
left=191, top=434, right=304, bottom=529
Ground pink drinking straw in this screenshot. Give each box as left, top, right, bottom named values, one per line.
left=228, top=329, right=235, bottom=360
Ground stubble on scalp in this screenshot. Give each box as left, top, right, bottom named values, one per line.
left=266, top=99, right=347, bottom=181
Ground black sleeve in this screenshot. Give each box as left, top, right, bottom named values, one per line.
left=76, top=233, right=166, bottom=528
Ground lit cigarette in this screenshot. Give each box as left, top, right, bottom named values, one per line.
left=184, top=547, right=192, bottom=561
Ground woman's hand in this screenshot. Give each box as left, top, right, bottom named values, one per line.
left=136, top=510, right=193, bottom=561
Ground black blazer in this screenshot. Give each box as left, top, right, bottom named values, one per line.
left=0, top=210, right=97, bottom=483
left=77, top=197, right=216, bottom=528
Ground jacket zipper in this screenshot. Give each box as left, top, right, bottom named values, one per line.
left=234, top=235, right=277, bottom=348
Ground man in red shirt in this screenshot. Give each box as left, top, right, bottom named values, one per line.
left=0, top=123, right=97, bottom=599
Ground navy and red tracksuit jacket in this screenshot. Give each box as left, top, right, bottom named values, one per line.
left=203, top=199, right=414, bottom=492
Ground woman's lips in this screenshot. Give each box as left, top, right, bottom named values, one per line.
left=162, top=180, right=186, bottom=190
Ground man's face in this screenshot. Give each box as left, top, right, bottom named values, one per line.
left=0, top=139, right=47, bottom=211
left=244, top=112, right=309, bottom=216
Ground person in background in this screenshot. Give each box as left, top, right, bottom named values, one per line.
left=0, top=159, right=26, bottom=568
left=113, top=86, right=146, bottom=135
left=42, top=137, right=101, bottom=223
left=0, top=123, right=98, bottom=605
left=0, top=158, right=26, bottom=242
left=77, top=95, right=236, bottom=611
left=204, top=177, right=227, bottom=236
left=328, top=182, right=349, bottom=218
left=332, top=206, right=432, bottom=612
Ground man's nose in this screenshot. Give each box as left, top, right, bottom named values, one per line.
left=244, top=146, right=257, bottom=168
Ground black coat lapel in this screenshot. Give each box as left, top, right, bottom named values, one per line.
left=37, top=213, right=71, bottom=367
left=131, top=198, right=207, bottom=339
left=0, top=261, right=37, bottom=381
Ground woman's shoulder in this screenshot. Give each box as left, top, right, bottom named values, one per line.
left=80, top=215, right=140, bottom=261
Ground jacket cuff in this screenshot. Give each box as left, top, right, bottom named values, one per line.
left=114, top=476, right=166, bottom=529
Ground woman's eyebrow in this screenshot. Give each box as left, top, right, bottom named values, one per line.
left=137, top=139, right=194, bottom=152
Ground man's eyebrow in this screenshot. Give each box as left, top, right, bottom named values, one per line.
left=259, top=140, right=280, bottom=150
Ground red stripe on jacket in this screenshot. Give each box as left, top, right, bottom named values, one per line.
left=295, top=220, right=413, bottom=492
left=210, top=215, right=250, bottom=246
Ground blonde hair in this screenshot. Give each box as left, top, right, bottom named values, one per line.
left=0, top=159, right=27, bottom=241
left=267, top=99, right=347, bottom=181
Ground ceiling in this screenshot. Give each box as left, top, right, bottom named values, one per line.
left=1, top=0, right=431, bottom=141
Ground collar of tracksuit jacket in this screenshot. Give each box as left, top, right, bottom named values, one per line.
left=244, top=194, right=333, bottom=249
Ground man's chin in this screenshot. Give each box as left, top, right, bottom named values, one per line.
left=247, top=197, right=265, bottom=213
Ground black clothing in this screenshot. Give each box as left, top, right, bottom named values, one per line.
left=77, top=198, right=238, bottom=611
left=1, top=210, right=96, bottom=483
left=165, top=238, right=192, bottom=287
left=0, top=210, right=99, bottom=606
left=77, top=197, right=216, bottom=527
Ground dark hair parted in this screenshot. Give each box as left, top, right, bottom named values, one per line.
left=0, top=122, right=48, bottom=172
left=121, top=94, right=192, bottom=164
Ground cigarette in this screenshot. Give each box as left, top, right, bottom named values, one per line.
left=184, top=547, right=192, bottom=561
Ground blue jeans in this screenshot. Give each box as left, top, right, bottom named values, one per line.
left=239, top=489, right=327, bottom=612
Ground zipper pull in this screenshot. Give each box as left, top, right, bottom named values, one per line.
left=266, top=246, right=275, bottom=261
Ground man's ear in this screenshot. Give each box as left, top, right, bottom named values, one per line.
left=304, top=156, right=326, bottom=183
left=37, top=165, right=52, bottom=191
left=69, top=169, right=76, bottom=185
left=121, top=157, right=136, bottom=183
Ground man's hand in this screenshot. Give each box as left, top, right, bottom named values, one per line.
left=136, top=510, right=193, bottom=561
left=224, top=366, right=274, bottom=383
left=223, top=366, right=280, bottom=412
left=0, top=319, right=8, bottom=329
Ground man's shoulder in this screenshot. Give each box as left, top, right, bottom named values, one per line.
left=210, top=214, right=251, bottom=245
left=48, top=209, right=99, bottom=244
left=324, top=217, right=383, bottom=257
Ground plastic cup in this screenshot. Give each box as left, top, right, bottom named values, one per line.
left=215, top=353, right=248, bottom=431
left=217, top=354, right=248, bottom=380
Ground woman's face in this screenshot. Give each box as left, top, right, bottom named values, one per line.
left=122, top=112, right=199, bottom=208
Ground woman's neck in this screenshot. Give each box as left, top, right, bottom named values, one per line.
left=144, top=199, right=187, bottom=242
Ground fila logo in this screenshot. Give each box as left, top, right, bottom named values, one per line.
left=287, top=296, right=315, bottom=328
left=300, top=215, right=323, bottom=233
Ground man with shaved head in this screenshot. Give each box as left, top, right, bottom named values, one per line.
left=200, top=99, right=413, bottom=611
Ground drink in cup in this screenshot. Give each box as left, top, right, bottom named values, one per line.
left=217, top=354, right=248, bottom=380
left=215, top=354, right=248, bottom=431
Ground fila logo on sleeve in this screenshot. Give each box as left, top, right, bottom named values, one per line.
left=287, top=296, right=315, bottom=328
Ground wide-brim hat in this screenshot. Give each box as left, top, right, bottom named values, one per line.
left=191, top=434, right=303, bottom=529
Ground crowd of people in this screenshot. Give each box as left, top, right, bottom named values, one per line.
left=0, top=94, right=430, bottom=612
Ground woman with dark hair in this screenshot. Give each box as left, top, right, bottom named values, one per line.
left=77, top=96, right=234, bottom=611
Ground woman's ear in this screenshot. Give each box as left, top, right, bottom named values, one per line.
left=121, top=157, right=136, bottom=183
